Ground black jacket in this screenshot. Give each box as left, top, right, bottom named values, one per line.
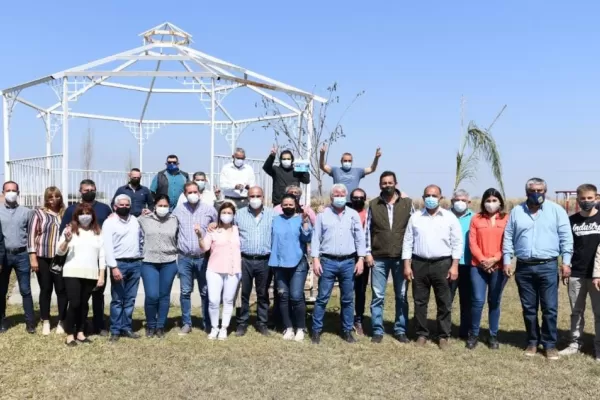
left=263, top=154, right=310, bottom=205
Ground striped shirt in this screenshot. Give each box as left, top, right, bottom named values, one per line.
left=172, top=202, right=218, bottom=256
left=311, top=206, right=367, bottom=258
left=235, top=206, right=275, bottom=256
left=138, top=213, right=179, bottom=263
left=28, top=209, right=62, bottom=258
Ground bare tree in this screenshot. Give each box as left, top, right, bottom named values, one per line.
left=81, top=122, right=94, bottom=178
left=260, top=83, right=364, bottom=196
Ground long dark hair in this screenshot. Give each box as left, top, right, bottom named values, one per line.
left=480, top=188, right=507, bottom=218
left=71, top=202, right=101, bottom=235
left=217, top=201, right=237, bottom=228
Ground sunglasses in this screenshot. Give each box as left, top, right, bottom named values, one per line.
left=351, top=197, right=366, bottom=201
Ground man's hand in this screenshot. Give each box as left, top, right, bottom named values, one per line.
left=270, top=145, right=278, bottom=155
left=593, top=278, right=600, bottom=291
left=504, top=264, right=513, bottom=278
left=447, top=265, right=459, bottom=281
left=30, top=259, right=39, bottom=273
left=193, top=224, right=203, bottom=238
left=313, top=258, right=322, bottom=277
left=141, top=208, right=152, bottom=216
left=320, top=143, right=327, bottom=154
left=404, top=265, right=414, bottom=281
left=561, top=264, right=572, bottom=285
left=365, top=254, right=375, bottom=268
left=214, top=186, right=221, bottom=197
left=97, top=273, right=105, bottom=288
left=375, top=147, right=382, bottom=158
left=302, top=208, right=310, bottom=223
left=355, top=258, right=364, bottom=276
left=111, top=268, right=123, bottom=282
left=207, top=222, right=218, bottom=233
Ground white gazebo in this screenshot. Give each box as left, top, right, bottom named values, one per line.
left=1, top=22, right=325, bottom=205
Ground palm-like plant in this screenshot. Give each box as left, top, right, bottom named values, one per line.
left=454, top=105, right=506, bottom=197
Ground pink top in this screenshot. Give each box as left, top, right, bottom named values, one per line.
left=204, top=226, right=242, bottom=275
left=273, top=204, right=316, bottom=225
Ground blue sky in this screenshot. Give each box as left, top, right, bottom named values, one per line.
left=1, top=0, right=599, bottom=199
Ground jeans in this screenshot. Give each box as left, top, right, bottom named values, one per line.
left=92, top=268, right=108, bottom=331
left=178, top=255, right=209, bottom=328
left=274, top=258, right=309, bottom=330
left=514, top=260, right=558, bottom=349
left=36, top=257, right=67, bottom=322
left=109, top=260, right=142, bottom=335
left=470, top=266, right=507, bottom=337
left=370, top=258, right=408, bottom=336
left=354, top=262, right=369, bottom=324
left=0, top=252, right=34, bottom=323
left=312, top=257, right=355, bottom=333
left=448, top=264, right=472, bottom=338
left=64, top=277, right=96, bottom=335
left=141, top=261, right=178, bottom=330
left=565, top=277, right=600, bottom=354
left=238, top=257, right=270, bottom=328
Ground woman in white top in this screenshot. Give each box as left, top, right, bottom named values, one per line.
left=56, top=203, right=106, bottom=346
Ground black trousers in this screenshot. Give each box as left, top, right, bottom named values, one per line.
left=64, top=277, right=96, bottom=336
left=36, top=257, right=67, bottom=321
left=448, top=264, right=472, bottom=338
left=237, top=257, right=270, bottom=328
left=91, top=268, right=107, bottom=331
left=411, top=256, right=453, bottom=339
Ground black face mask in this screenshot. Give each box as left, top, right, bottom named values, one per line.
left=382, top=186, right=395, bottom=196
left=351, top=200, right=365, bottom=210
left=282, top=207, right=295, bottom=216
left=130, top=178, right=141, bottom=186
left=579, top=200, right=596, bottom=212
left=81, top=191, right=96, bottom=202
left=115, top=207, right=131, bottom=217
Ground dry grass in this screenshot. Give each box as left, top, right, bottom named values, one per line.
left=1, top=280, right=599, bottom=399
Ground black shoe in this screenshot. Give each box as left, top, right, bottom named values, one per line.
left=109, top=334, right=120, bottom=343
left=394, top=333, right=410, bottom=344
left=235, top=326, right=247, bottom=337
left=488, top=336, right=499, bottom=350
left=146, top=328, right=155, bottom=338
left=342, top=331, right=357, bottom=344
left=311, top=331, right=321, bottom=345
left=121, top=331, right=141, bottom=339
left=96, top=329, right=109, bottom=337
left=256, top=325, right=271, bottom=337
left=26, top=323, right=36, bottom=334
left=77, top=337, right=93, bottom=344
left=155, top=329, right=165, bottom=338
left=466, top=335, right=478, bottom=350
left=65, top=339, right=77, bottom=347
left=0, top=320, right=6, bottom=333
left=371, top=334, right=383, bottom=344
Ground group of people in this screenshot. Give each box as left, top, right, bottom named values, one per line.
left=1, top=147, right=600, bottom=362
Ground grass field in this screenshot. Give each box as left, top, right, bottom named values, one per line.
left=1, top=279, right=599, bottom=400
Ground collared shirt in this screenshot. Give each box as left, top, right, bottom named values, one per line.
left=111, top=184, right=154, bottom=217
left=469, top=212, right=509, bottom=267
left=269, top=215, right=312, bottom=268
left=138, top=212, right=179, bottom=263
left=365, top=193, right=415, bottom=254
left=60, top=201, right=112, bottom=234
left=402, top=208, right=463, bottom=260
left=219, top=163, right=256, bottom=198
left=273, top=204, right=316, bottom=225
left=28, top=209, right=62, bottom=258
left=172, top=202, right=218, bottom=256
left=502, top=200, right=573, bottom=265
left=0, top=204, right=33, bottom=249
left=311, top=206, right=366, bottom=258
left=235, top=206, right=274, bottom=255
left=176, top=189, right=218, bottom=208
left=102, top=215, right=142, bottom=268
left=454, top=209, right=474, bottom=265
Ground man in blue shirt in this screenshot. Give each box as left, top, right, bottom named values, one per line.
left=319, top=144, right=381, bottom=201
left=449, top=189, right=473, bottom=340
left=111, top=168, right=154, bottom=217
left=150, top=154, right=189, bottom=210
left=503, top=177, right=573, bottom=360
left=311, top=183, right=366, bottom=344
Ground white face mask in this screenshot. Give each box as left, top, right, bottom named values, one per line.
left=234, top=159, right=244, bottom=168
left=249, top=198, right=263, bottom=210
left=281, top=160, right=292, bottom=168
left=156, top=206, right=169, bottom=217
left=4, top=191, right=18, bottom=203
left=78, top=214, right=92, bottom=226
left=186, top=193, right=199, bottom=204
left=342, top=162, right=352, bottom=170
left=452, top=200, right=468, bottom=213
left=485, top=202, right=500, bottom=214
left=220, top=214, right=234, bottom=224
left=195, top=180, right=206, bottom=191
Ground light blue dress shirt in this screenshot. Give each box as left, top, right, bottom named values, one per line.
left=311, top=206, right=367, bottom=258
left=502, top=200, right=573, bottom=265
left=456, top=209, right=473, bottom=265
left=235, top=206, right=275, bottom=256
left=268, top=215, right=312, bottom=268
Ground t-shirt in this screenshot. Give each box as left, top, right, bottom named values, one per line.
left=569, top=212, right=600, bottom=278
left=331, top=166, right=366, bottom=200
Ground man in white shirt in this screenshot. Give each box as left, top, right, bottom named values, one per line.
left=103, top=194, right=143, bottom=342
left=402, top=184, right=462, bottom=350
left=176, top=172, right=221, bottom=208
left=219, top=147, right=256, bottom=209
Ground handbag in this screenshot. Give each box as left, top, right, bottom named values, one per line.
left=50, top=253, right=67, bottom=275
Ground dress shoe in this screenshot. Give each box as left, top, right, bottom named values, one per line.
left=466, top=335, right=478, bottom=350
left=488, top=336, right=499, bottom=350
left=145, top=328, right=155, bottom=338
left=155, top=328, right=165, bottom=338
left=77, top=337, right=93, bottom=344
left=438, top=338, right=450, bottom=350
left=394, top=333, right=410, bottom=344
left=371, top=334, right=383, bottom=344
left=342, top=331, right=357, bottom=344
left=311, top=331, right=321, bottom=344
left=353, top=322, right=364, bottom=336
left=235, top=326, right=247, bottom=337
left=256, top=325, right=271, bottom=337
left=121, top=331, right=141, bottom=339
left=415, top=336, right=428, bottom=346
left=26, top=323, right=36, bottom=334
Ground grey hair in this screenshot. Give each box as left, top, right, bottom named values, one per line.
left=234, top=147, right=246, bottom=156
left=330, top=183, right=348, bottom=197
left=285, top=184, right=301, bottom=193
left=453, top=189, right=469, bottom=199
left=525, top=177, right=547, bottom=192
left=114, top=194, right=132, bottom=205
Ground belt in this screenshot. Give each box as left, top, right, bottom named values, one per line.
left=178, top=251, right=206, bottom=259
left=6, top=247, right=27, bottom=255
left=115, top=257, right=143, bottom=262
left=242, top=253, right=270, bottom=260
left=412, top=255, right=452, bottom=263
left=517, top=258, right=557, bottom=265
left=321, top=253, right=356, bottom=261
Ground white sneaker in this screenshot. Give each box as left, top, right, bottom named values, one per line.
left=42, top=321, right=51, bottom=336
left=218, top=328, right=228, bottom=340
left=558, top=345, right=579, bottom=356
left=283, top=328, right=295, bottom=340
left=208, top=328, right=219, bottom=340
left=295, top=329, right=305, bottom=342
left=55, top=321, right=65, bottom=335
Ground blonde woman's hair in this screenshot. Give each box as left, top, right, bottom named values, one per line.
left=43, top=186, right=65, bottom=215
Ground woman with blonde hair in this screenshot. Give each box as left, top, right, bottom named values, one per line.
left=28, top=186, right=67, bottom=335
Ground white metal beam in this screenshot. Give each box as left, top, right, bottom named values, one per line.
left=139, top=61, right=162, bottom=123
left=3, top=96, right=10, bottom=180
left=0, top=76, right=54, bottom=96
left=65, top=43, right=168, bottom=72
left=14, top=97, right=47, bottom=113
left=115, top=55, right=192, bottom=61
left=56, top=71, right=216, bottom=78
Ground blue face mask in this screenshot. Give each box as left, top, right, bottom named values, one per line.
left=332, top=197, right=347, bottom=208
left=527, top=192, right=545, bottom=206
left=424, top=196, right=439, bottom=210
left=166, top=163, right=179, bottom=173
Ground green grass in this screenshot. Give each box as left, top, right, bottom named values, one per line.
left=0, top=281, right=598, bottom=399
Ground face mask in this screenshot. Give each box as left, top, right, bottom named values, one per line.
left=115, top=207, right=131, bottom=217
left=78, top=214, right=92, bottom=226
left=281, top=160, right=292, bottom=168
left=156, top=206, right=169, bottom=217
left=130, top=178, right=141, bottom=186
left=452, top=200, right=467, bottom=213
left=332, top=197, right=347, bottom=208
left=220, top=214, right=234, bottom=224
left=527, top=192, right=545, bottom=206
left=382, top=187, right=395, bottom=196
left=579, top=200, right=596, bottom=212
left=249, top=198, right=263, bottom=210
left=186, top=193, right=199, bottom=204
left=424, top=196, right=439, bottom=210
left=195, top=180, right=206, bottom=191
left=351, top=199, right=365, bottom=210
left=4, top=191, right=18, bottom=203
left=166, top=163, right=179, bottom=173
left=342, top=162, right=352, bottom=170
left=234, top=159, right=244, bottom=168
left=484, top=202, right=500, bottom=214
left=81, top=191, right=96, bottom=202
left=282, top=207, right=295, bottom=216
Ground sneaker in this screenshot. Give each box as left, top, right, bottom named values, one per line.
left=145, top=328, right=155, bottom=338
left=466, top=335, right=478, bottom=350
left=218, top=328, right=228, bottom=341
left=179, top=324, right=192, bottom=336
left=283, top=328, right=295, bottom=340
left=488, top=336, right=499, bottom=350
left=42, top=321, right=51, bottom=336
left=26, top=323, right=36, bottom=334
left=353, top=322, right=364, bottom=336
left=524, top=345, right=537, bottom=357
left=56, top=321, right=65, bottom=335
left=394, top=333, right=410, bottom=344
left=558, top=345, right=579, bottom=356
left=208, top=328, right=219, bottom=340
left=342, top=331, right=357, bottom=343
left=294, top=329, right=305, bottom=342
left=155, top=329, right=165, bottom=338
left=311, top=331, right=321, bottom=345
left=415, top=336, right=428, bottom=347
left=371, top=334, right=383, bottom=344
left=546, top=348, right=559, bottom=360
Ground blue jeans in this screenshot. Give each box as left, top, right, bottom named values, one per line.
left=370, top=258, right=408, bottom=336
left=312, top=257, right=355, bottom=333
left=141, top=261, right=178, bottom=330
left=178, top=255, right=209, bottom=328
left=515, top=260, right=559, bottom=349
left=109, top=260, right=142, bottom=335
left=274, top=258, right=309, bottom=329
left=0, top=252, right=34, bottom=323
left=470, top=266, right=507, bottom=337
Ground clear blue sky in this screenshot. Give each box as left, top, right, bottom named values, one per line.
left=1, top=0, right=599, bottom=199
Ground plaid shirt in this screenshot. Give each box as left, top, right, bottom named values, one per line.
left=173, top=202, right=218, bottom=256
left=235, top=206, right=275, bottom=256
